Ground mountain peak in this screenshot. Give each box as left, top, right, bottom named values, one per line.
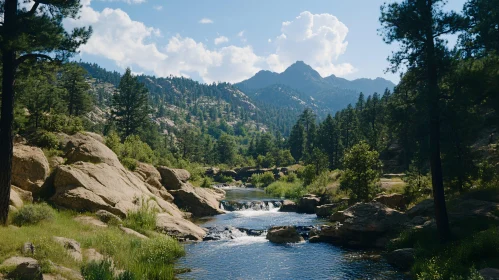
left=283, top=61, right=322, bottom=79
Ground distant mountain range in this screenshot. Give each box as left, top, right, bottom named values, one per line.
left=236, top=61, right=395, bottom=115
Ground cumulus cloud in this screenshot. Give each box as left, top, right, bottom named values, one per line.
left=98, top=0, right=146, bottom=4
left=268, top=11, right=355, bottom=77
left=66, top=3, right=354, bottom=83
left=199, top=18, right=213, bottom=24
left=153, top=5, right=162, bottom=11
left=214, top=36, right=229, bottom=45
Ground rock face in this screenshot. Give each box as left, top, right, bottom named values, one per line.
left=156, top=213, right=206, bottom=241
left=373, top=193, right=406, bottom=210
left=479, top=268, right=499, bottom=280
left=297, top=194, right=321, bottom=214
left=12, top=144, right=50, bottom=194
left=266, top=226, right=304, bottom=244
left=313, top=202, right=409, bottom=248
left=95, top=210, right=122, bottom=224
left=62, top=133, right=122, bottom=167
left=315, top=203, right=343, bottom=218
left=170, top=183, right=224, bottom=217
left=385, top=248, right=415, bottom=271
left=9, top=186, right=32, bottom=209
left=119, top=226, right=148, bottom=239
left=0, top=256, right=42, bottom=280
left=157, top=167, right=191, bottom=190
left=279, top=200, right=297, bottom=212
left=135, top=162, right=174, bottom=202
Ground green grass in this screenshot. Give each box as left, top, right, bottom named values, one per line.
left=123, top=202, right=157, bottom=235
left=0, top=203, right=184, bottom=280
left=265, top=181, right=305, bottom=200
left=11, top=203, right=56, bottom=226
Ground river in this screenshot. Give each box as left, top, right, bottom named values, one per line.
left=177, top=187, right=407, bottom=279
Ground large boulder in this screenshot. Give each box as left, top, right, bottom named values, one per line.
left=10, top=185, right=33, bottom=209
left=62, top=133, right=122, bottom=168
left=0, top=256, right=42, bottom=280
left=52, top=236, right=82, bottom=262
left=156, top=213, right=206, bottom=241
left=297, top=194, right=321, bottom=214
left=266, top=226, right=304, bottom=244
left=279, top=200, right=297, bottom=212
left=12, top=144, right=50, bottom=194
left=157, top=167, right=191, bottom=190
left=51, top=162, right=182, bottom=218
left=385, top=248, right=415, bottom=271
left=316, top=203, right=343, bottom=218
left=406, top=199, right=434, bottom=218
left=135, top=162, right=173, bottom=202
left=315, top=202, right=409, bottom=248
left=169, top=183, right=224, bottom=217
left=373, top=193, right=407, bottom=210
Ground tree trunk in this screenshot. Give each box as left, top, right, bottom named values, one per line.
left=0, top=0, right=18, bottom=225
left=425, top=0, right=451, bottom=243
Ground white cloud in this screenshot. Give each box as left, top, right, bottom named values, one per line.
left=214, top=36, right=229, bottom=45
left=97, top=0, right=146, bottom=4
left=237, top=30, right=245, bottom=37
left=268, top=11, right=355, bottom=77
left=199, top=18, right=213, bottom=24
left=66, top=3, right=354, bottom=83
left=153, top=5, right=162, bottom=11
left=268, top=38, right=272, bottom=43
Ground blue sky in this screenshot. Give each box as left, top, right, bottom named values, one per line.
left=66, top=0, right=467, bottom=84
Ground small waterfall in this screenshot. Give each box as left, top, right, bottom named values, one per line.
left=220, top=200, right=282, bottom=212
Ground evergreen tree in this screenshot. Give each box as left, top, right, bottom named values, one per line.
left=0, top=0, right=92, bottom=224
left=60, top=63, right=92, bottom=116
left=380, top=0, right=465, bottom=242
left=112, top=68, right=150, bottom=138
left=289, top=122, right=305, bottom=162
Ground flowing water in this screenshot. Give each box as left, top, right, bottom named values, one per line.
left=177, top=187, right=407, bottom=280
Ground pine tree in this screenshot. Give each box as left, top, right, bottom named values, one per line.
left=380, top=0, right=465, bottom=242
left=289, top=122, right=305, bottom=162
left=112, top=68, right=150, bottom=139
left=60, top=63, right=92, bottom=116
left=0, top=0, right=92, bottom=224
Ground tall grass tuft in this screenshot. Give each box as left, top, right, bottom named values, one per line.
left=123, top=200, right=158, bottom=234
left=12, top=203, right=56, bottom=226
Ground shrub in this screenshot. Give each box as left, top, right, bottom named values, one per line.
left=124, top=201, right=157, bottom=234
left=477, top=161, right=499, bottom=189
left=404, top=171, right=432, bottom=204
left=105, top=131, right=122, bottom=156
left=301, top=165, right=316, bottom=186
left=251, top=172, right=275, bottom=188
left=265, top=181, right=305, bottom=199
left=81, top=260, right=136, bottom=280
left=216, top=175, right=234, bottom=183
left=306, top=171, right=330, bottom=195
left=121, top=158, right=138, bottom=171
left=122, top=135, right=155, bottom=164
left=340, top=142, right=381, bottom=202
left=42, top=114, right=84, bottom=134
left=30, top=130, right=59, bottom=149
left=200, top=177, right=213, bottom=188
left=12, top=203, right=55, bottom=226
left=286, top=172, right=297, bottom=183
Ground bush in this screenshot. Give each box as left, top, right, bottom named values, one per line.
left=30, top=130, right=59, bottom=149
left=279, top=172, right=297, bottom=183
left=306, top=171, right=330, bottom=195
left=265, top=181, right=305, bottom=199
left=216, top=174, right=233, bottom=183
left=121, top=158, right=138, bottom=171
left=105, top=131, right=122, bottom=156
left=42, top=114, right=84, bottom=134
left=251, top=172, right=275, bottom=188
left=81, top=260, right=136, bottom=280
left=301, top=165, right=316, bottom=186
left=122, top=135, right=155, bottom=164
left=340, top=142, right=381, bottom=202
left=124, top=201, right=157, bottom=234
left=404, top=171, right=432, bottom=204
left=200, top=177, right=213, bottom=188
left=12, top=203, right=56, bottom=226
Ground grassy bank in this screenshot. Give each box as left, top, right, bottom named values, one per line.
left=0, top=203, right=184, bottom=280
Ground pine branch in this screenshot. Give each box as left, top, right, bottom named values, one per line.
left=16, top=53, right=53, bottom=67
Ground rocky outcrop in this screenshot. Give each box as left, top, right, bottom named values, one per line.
left=135, top=162, right=174, bottom=202
left=315, top=203, right=343, bottom=218
left=74, top=215, right=108, bottom=228
left=312, top=202, right=409, bottom=248
left=12, top=144, right=50, bottom=194
left=62, top=133, right=122, bottom=167
left=51, top=161, right=182, bottom=219
left=297, top=194, right=321, bottom=214
left=385, top=248, right=415, bottom=271
left=373, top=193, right=406, bottom=210
left=170, top=183, right=224, bottom=217
left=279, top=200, right=297, bottom=212
left=10, top=185, right=33, bottom=210
left=0, top=256, right=42, bottom=280
left=157, top=167, right=191, bottom=190
left=406, top=199, right=434, bottom=218
left=156, top=213, right=206, bottom=241
left=266, top=226, right=304, bottom=244
left=52, top=237, right=82, bottom=262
